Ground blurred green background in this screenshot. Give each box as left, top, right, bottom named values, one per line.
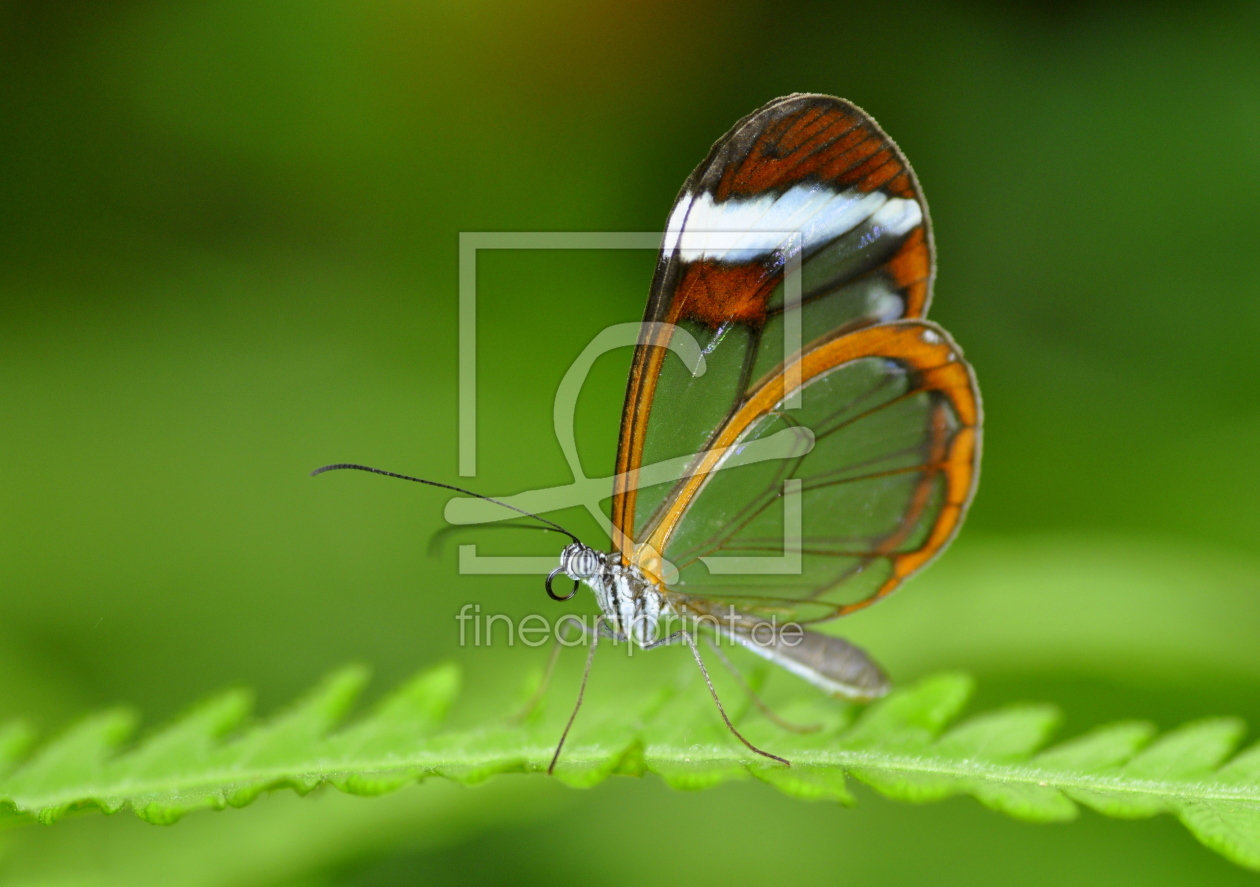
left=2, top=0, right=1259, bottom=883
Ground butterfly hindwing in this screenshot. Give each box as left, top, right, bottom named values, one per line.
left=644, top=321, right=980, bottom=625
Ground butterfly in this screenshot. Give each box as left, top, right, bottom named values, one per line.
left=314, top=93, right=981, bottom=771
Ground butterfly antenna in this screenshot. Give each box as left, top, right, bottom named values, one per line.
left=426, top=521, right=567, bottom=558
left=309, top=463, right=582, bottom=544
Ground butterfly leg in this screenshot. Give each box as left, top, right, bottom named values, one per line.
left=509, top=640, right=562, bottom=724
left=654, top=630, right=791, bottom=767
left=511, top=615, right=589, bottom=724
left=701, top=635, right=821, bottom=734
left=547, top=616, right=603, bottom=775
left=639, top=629, right=687, bottom=650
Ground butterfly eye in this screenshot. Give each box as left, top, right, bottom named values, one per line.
left=558, top=543, right=594, bottom=577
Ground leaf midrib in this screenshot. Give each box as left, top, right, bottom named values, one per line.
left=10, top=739, right=1258, bottom=809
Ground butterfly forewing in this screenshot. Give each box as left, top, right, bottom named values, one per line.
left=612, top=94, right=936, bottom=557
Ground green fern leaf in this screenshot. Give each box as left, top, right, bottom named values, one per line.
left=4, top=662, right=1260, bottom=871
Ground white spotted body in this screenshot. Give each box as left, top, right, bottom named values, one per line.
left=558, top=542, right=670, bottom=646
left=556, top=540, right=890, bottom=700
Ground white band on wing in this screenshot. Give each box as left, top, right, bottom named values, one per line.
left=663, top=183, right=921, bottom=264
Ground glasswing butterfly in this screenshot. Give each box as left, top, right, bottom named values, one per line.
left=314, top=93, right=982, bottom=771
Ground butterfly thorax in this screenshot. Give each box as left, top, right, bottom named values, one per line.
left=559, top=542, right=669, bottom=647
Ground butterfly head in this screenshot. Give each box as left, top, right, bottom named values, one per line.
left=544, top=542, right=601, bottom=602
left=559, top=542, right=601, bottom=580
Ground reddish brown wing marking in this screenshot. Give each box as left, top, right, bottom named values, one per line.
left=611, top=96, right=935, bottom=559
left=634, top=321, right=979, bottom=620
left=670, top=262, right=777, bottom=328
left=710, top=97, right=918, bottom=201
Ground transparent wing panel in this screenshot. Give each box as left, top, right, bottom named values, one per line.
left=632, top=320, right=753, bottom=535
